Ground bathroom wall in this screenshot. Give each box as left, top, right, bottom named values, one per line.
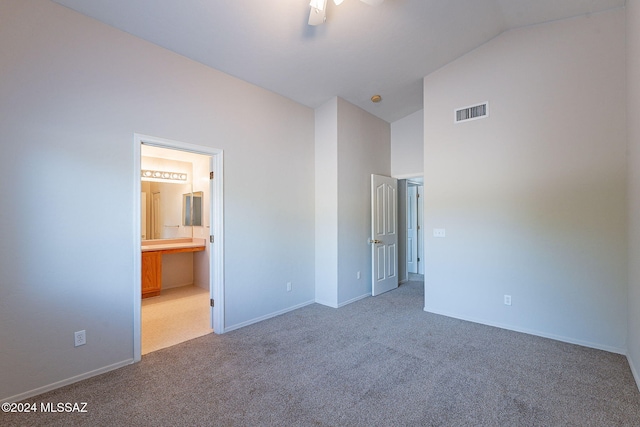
left=141, top=151, right=211, bottom=290
left=141, top=156, right=193, bottom=239
left=142, top=156, right=195, bottom=289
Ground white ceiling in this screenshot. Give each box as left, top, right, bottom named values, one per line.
left=52, top=0, right=625, bottom=123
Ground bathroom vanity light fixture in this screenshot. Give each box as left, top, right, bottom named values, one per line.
left=141, top=169, right=187, bottom=182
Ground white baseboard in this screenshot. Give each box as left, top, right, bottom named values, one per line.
left=338, top=293, right=370, bottom=308
left=315, top=299, right=338, bottom=308
left=315, top=293, right=370, bottom=309
left=423, top=307, right=626, bottom=355
left=1, top=359, right=134, bottom=404
left=223, top=299, right=316, bottom=332
left=628, top=354, right=640, bottom=392
left=224, top=294, right=371, bottom=332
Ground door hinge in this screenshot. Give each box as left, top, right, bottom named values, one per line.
left=210, top=171, right=214, bottom=180
left=210, top=235, right=214, bottom=243
left=417, top=193, right=420, bottom=198
left=417, top=257, right=420, bottom=262
left=210, top=298, right=215, bottom=307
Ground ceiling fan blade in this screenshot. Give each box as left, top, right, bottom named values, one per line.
left=360, top=0, right=384, bottom=5
left=308, top=9, right=326, bottom=26
left=310, top=0, right=327, bottom=10
left=309, top=0, right=327, bottom=25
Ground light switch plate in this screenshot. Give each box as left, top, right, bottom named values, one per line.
left=433, top=229, right=446, bottom=238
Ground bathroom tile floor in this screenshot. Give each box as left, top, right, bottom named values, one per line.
left=141, top=285, right=212, bottom=355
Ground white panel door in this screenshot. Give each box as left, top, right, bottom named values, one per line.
left=371, top=174, right=398, bottom=296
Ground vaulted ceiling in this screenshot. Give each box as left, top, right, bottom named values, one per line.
left=52, top=0, right=625, bottom=122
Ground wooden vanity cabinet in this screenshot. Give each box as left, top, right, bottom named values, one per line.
left=141, top=251, right=162, bottom=298
left=141, top=239, right=206, bottom=298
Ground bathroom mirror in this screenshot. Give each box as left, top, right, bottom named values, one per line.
left=140, top=149, right=210, bottom=242
left=183, top=191, right=203, bottom=227
left=141, top=181, right=192, bottom=240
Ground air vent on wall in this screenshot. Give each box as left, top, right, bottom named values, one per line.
left=455, top=102, right=489, bottom=123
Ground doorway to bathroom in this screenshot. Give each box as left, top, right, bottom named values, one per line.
left=133, top=134, right=224, bottom=362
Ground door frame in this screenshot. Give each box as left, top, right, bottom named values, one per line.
left=394, top=174, right=424, bottom=282
left=407, top=180, right=424, bottom=276
left=407, top=184, right=418, bottom=274
left=416, top=184, right=424, bottom=275
left=133, top=133, right=224, bottom=362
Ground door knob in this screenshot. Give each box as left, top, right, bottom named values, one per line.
left=370, top=239, right=382, bottom=244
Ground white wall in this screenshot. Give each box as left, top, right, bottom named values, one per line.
left=627, top=0, right=640, bottom=389
left=391, top=109, right=423, bottom=178
left=315, top=98, right=339, bottom=307
left=336, top=98, right=391, bottom=305
left=0, top=0, right=314, bottom=401
left=314, top=97, right=391, bottom=307
left=423, top=10, right=627, bottom=352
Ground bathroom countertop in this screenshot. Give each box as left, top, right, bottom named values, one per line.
left=141, top=238, right=206, bottom=253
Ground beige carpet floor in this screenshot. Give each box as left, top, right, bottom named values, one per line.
left=141, top=285, right=212, bottom=354
left=4, top=280, right=640, bottom=426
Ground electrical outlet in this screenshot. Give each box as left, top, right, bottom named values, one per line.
left=433, top=228, right=446, bottom=238
left=74, top=330, right=86, bottom=347
left=286, top=282, right=292, bottom=292
left=504, top=295, right=512, bottom=306
left=357, top=271, right=361, bottom=279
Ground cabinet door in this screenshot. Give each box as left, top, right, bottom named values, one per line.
left=141, top=251, right=162, bottom=298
